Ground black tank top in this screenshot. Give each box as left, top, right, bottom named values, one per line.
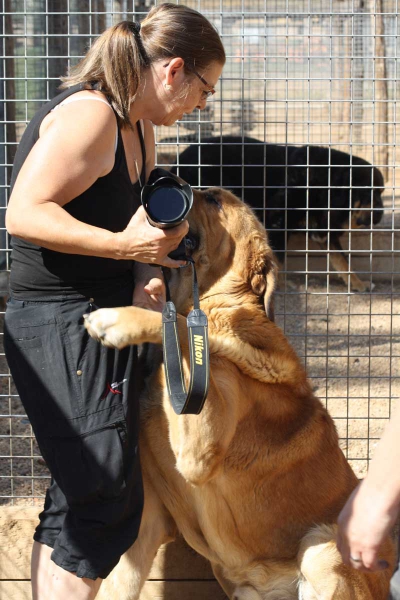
left=9, top=83, right=146, bottom=299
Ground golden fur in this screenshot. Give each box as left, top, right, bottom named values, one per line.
left=85, top=188, right=395, bottom=600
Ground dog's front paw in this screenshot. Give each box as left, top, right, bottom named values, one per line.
left=233, top=585, right=261, bottom=600
left=84, top=308, right=129, bottom=349
left=351, top=277, right=375, bottom=293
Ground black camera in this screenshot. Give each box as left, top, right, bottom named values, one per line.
left=141, top=168, right=193, bottom=229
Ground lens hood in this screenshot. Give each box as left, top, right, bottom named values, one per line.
left=141, top=167, right=193, bottom=229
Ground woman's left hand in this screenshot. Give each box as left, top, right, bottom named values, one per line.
left=133, top=273, right=165, bottom=313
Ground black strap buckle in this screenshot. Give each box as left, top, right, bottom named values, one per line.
left=161, top=261, right=209, bottom=415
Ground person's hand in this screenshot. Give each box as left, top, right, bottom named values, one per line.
left=132, top=275, right=165, bottom=313
left=116, top=206, right=189, bottom=268
left=336, top=481, right=396, bottom=572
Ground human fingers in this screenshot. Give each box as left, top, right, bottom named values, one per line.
left=347, top=552, right=389, bottom=572
left=119, top=210, right=188, bottom=263
left=162, top=219, right=189, bottom=241
left=356, top=549, right=389, bottom=572
left=132, top=276, right=166, bottom=312
left=152, top=221, right=190, bottom=267
left=156, top=256, right=189, bottom=269
left=144, top=277, right=165, bottom=298
left=336, top=527, right=352, bottom=567
left=143, top=277, right=166, bottom=308
left=337, top=515, right=377, bottom=572
left=338, top=525, right=389, bottom=572
left=336, top=492, right=356, bottom=564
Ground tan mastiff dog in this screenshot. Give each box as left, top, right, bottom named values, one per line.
left=85, top=188, right=394, bottom=600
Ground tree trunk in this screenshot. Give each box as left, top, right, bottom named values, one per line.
left=4, top=0, right=16, bottom=185
left=92, top=0, right=106, bottom=34
left=340, top=13, right=352, bottom=144
left=370, top=0, right=389, bottom=182
left=0, top=0, right=10, bottom=268
left=48, top=0, right=69, bottom=98
left=134, top=0, right=150, bottom=21
left=353, top=1, right=365, bottom=143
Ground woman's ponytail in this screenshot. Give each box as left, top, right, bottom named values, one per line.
left=60, top=21, right=148, bottom=128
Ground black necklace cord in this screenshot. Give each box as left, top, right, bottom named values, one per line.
left=160, top=260, right=209, bottom=415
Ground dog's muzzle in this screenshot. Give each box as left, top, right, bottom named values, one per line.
left=354, top=207, right=383, bottom=228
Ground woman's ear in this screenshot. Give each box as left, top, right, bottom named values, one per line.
left=165, top=57, right=186, bottom=88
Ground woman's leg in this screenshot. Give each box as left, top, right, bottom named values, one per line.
left=31, top=542, right=102, bottom=600
left=4, top=289, right=144, bottom=589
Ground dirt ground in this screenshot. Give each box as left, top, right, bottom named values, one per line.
left=275, top=276, right=400, bottom=479
left=0, top=276, right=398, bottom=505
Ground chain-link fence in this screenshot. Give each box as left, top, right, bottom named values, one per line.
left=1, top=0, right=399, bottom=505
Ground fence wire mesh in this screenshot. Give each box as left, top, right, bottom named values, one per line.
left=0, top=0, right=399, bottom=505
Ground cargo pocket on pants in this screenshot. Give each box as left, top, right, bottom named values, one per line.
left=46, top=420, right=128, bottom=506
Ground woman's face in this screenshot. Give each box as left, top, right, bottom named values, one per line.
left=150, top=59, right=224, bottom=127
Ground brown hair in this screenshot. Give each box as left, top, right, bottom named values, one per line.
left=60, top=3, right=225, bottom=128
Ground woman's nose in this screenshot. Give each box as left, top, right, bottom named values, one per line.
left=197, top=98, right=208, bottom=111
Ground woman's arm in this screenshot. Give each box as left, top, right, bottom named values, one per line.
left=337, top=404, right=400, bottom=571
left=7, top=102, right=187, bottom=268
left=132, top=120, right=167, bottom=310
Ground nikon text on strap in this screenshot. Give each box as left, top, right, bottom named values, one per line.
left=161, top=260, right=209, bottom=415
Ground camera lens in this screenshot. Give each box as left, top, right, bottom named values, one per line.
left=146, top=186, right=189, bottom=225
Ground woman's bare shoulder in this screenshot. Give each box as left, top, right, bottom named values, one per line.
left=39, top=89, right=116, bottom=139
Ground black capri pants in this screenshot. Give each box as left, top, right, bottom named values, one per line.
left=4, top=282, right=144, bottom=580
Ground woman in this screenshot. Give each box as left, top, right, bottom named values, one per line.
left=4, top=4, right=225, bottom=599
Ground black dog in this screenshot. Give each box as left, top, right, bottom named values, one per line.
left=170, top=136, right=384, bottom=291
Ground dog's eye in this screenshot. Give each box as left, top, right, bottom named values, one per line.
left=205, top=192, right=221, bottom=208
left=185, top=232, right=199, bottom=251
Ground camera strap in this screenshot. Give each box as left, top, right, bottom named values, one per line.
left=161, top=260, right=209, bottom=415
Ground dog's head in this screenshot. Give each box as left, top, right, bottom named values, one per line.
left=168, top=188, right=278, bottom=320
left=336, top=163, right=385, bottom=229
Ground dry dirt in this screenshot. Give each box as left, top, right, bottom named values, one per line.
left=275, top=277, right=400, bottom=479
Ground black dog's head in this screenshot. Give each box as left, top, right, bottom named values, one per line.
left=290, top=147, right=385, bottom=233
left=330, top=157, right=385, bottom=230
left=352, top=165, right=384, bottom=228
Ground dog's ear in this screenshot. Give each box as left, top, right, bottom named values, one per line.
left=373, top=166, right=385, bottom=192
left=329, top=165, right=352, bottom=211
left=247, top=235, right=278, bottom=321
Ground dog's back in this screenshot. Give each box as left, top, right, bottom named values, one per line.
left=170, top=136, right=384, bottom=227
left=171, top=135, right=287, bottom=212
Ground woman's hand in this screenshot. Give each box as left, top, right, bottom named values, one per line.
left=336, top=481, right=396, bottom=572
left=133, top=269, right=166, bottom=313
left=116, top=206, right=188, bottom=268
